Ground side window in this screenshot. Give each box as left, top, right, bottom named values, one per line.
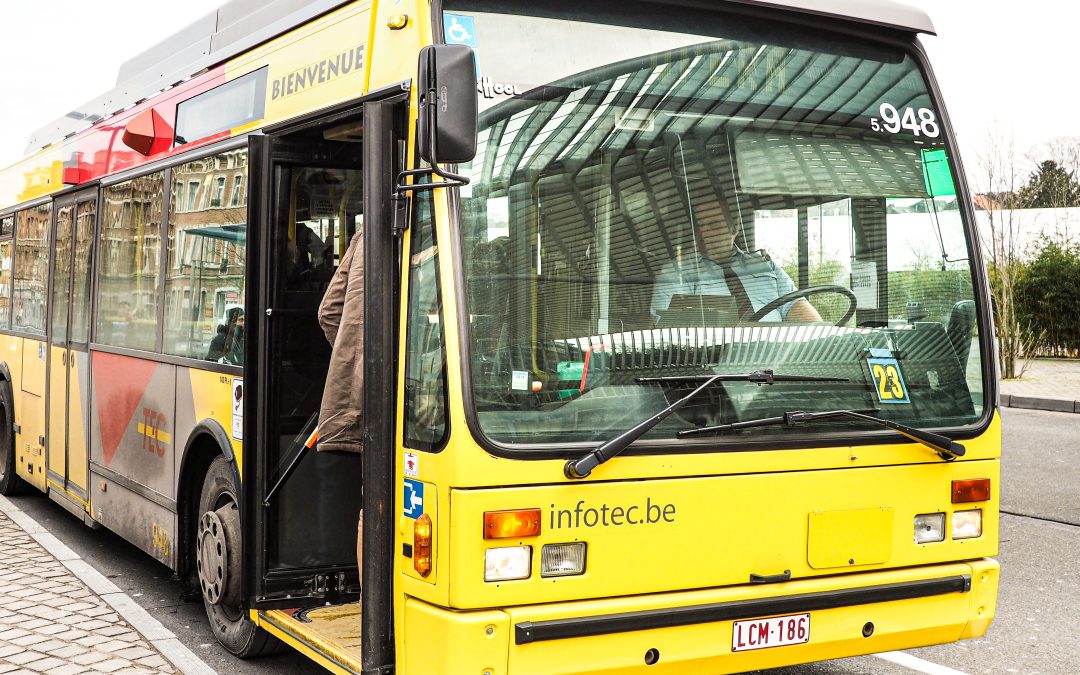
left=70, top=200, right=97, bottom=344
left=164, top=149, right=248, bottom=363
left=0, top=214, right=13, bottom=329
left=96, top=172, right=165, bottom=351
left=0, top=227, right=12, bottom=329
left=14, top=204, right=51, bottom=335
left=403, top=190, right=448, bottom=450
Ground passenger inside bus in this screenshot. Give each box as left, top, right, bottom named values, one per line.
left=265, top=161, right=364, bottom=579
left=316, top=229, right=365, bottom=582
left=650, top=195, right=822, bottom=324
left=218, top=308, right=244, bottom=365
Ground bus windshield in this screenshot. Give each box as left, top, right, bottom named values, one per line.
left=450, top=0, right=985, bottom=449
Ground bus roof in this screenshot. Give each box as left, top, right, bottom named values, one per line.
left=731, top=0, right=934, bottom=36
left=25, top=0, right=352, bottom=155
left=25, top=0, right=934, bottom=156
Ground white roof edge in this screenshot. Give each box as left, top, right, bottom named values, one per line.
left=24, top=0, right=934, bottom=156
left=729, top=0, right=935, bottom=35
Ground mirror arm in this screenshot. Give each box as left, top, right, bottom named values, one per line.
left=394, top=166, right=468, bottom=194
left=395, top=88, right=471, bottom=195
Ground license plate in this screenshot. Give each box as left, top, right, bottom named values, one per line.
left=732, top=613, right=810, bottom=652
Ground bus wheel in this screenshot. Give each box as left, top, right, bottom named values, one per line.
left=0, top=379, right=26, bottom=496
left=196, top=456, right=280, bottom=657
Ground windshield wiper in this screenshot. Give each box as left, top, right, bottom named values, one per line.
left=637, top=370, right=849, bottom=386
left=563, top=370, right=848, bottom=479
left=678, top=408, right=966, bottom=461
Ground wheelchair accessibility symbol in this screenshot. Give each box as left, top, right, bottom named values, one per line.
left=444, top=14, right=477, bottom=48
left=403, top=478, right=424, bottom=519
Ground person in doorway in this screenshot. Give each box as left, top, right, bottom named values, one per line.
left=650, top=197, right=822, bottom=323
left=316, top=229, right=365, bottom=581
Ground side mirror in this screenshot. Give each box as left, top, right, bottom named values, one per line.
left=417, top=44, right=478, bottom=165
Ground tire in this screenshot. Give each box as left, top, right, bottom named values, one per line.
left=0, top=379, right=26, bottom=496
left=196, top=456, right=282, bottom=657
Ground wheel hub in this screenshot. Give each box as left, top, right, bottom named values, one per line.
left=197, top=510, right=229, bottom=606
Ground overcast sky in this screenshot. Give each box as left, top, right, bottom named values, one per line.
left=0, top=1, right=1070, bottom=185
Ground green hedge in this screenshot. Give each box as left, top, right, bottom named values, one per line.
left=1016, top=237, right=1080, bottom=357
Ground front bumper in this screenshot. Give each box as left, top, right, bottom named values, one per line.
left=403, top=558, right=998, bottom=674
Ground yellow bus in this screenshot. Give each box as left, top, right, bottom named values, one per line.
left=0, top=0, right=999, bottom=672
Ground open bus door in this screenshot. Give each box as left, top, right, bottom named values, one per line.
left=240, top=96, right=402, bottom=671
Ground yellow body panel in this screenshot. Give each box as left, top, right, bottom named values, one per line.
left=13, top=338, right=47, bottom=491
left=225, top=1, right=372, bottom=130
left=16, top=389, right=45, bottom=491
left=442, top=460, right=999, bottom=609
left=402, top=599, right=510, bottom=675
left=46, top=345, right=68, bottom=487
left=188, top=369, right=244, bottom=476
left=66, top=351, right=89, bottom=495
left=0, top=147, right=63, bottom=216
left=20, top=338, right=45, bottom=396
left=807, top=507, right=894, bottom=569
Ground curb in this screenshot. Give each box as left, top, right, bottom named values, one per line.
left=0, top=494, right=217, bottom=675
left=1000, top=393, right=1080, bottom=413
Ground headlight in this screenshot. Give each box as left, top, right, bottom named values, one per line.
left=485, top=546, right=532, bottom=581
left=541, top=543, right=587, bottom=577
left=952, top=509, right=983, bottom=539
left=914, top=513, right=946, bottom=544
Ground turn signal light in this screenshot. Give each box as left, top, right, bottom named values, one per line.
left=484, top=509, right=541, bottom=539
left=952, top=478, right=991, bottom=503
left=414, top=513, right=432, bottom=577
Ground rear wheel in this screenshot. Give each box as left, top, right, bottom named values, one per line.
left=0, top=379, right=26, bottom=496
left=196, top=456, right=281, bottom=657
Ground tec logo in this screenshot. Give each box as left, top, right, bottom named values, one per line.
left=138, top=408, right=171, bottom=457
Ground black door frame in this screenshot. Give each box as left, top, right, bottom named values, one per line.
left=242, top=88, right=407, bottom=674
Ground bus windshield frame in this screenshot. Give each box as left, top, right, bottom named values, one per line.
left=443, top=0, right=995, bottom=455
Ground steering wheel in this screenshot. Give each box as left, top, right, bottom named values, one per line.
left=744, top=285, right=858, bottom=326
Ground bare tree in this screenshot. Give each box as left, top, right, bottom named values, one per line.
left=1035, top=136, right=1080, bottom=181
left=977, top=128, right=1036, bottom=379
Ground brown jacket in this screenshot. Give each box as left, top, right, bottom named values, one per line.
left=317, top=232, right=364, bottom=453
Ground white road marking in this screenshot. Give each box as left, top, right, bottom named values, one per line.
left=0, top=494, right=217, bottom=675
left=874, top=650, right=973, bottom=675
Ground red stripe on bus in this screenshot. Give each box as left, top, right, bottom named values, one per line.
left=92, top=352, right=158, bottom=467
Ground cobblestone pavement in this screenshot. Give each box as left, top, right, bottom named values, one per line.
left=0, top=509, right=175, bottom=674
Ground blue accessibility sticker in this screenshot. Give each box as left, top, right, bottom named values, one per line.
left=444, top=13, right=478, bottom=48
left=403, top=478, right=424, bottom=519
